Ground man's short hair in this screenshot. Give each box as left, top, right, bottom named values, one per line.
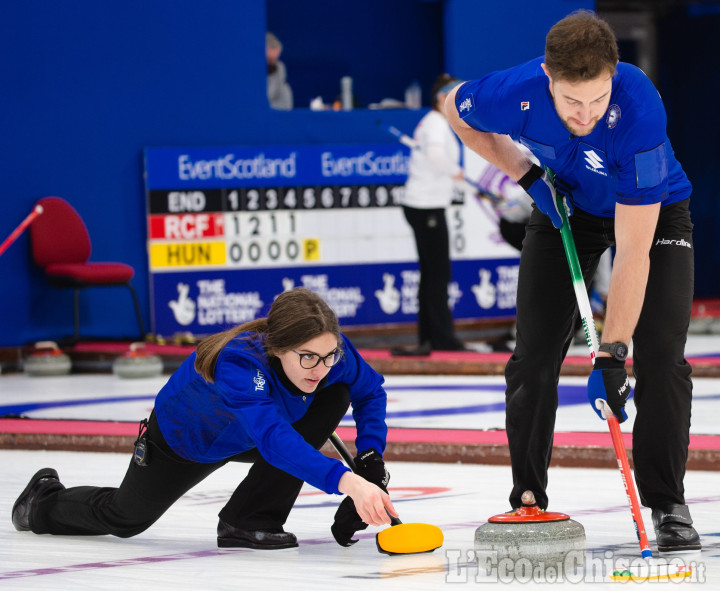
left=545, top=10, right=619, bottom=82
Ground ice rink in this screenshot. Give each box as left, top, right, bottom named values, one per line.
left=1, top=358, right=719, bottom=588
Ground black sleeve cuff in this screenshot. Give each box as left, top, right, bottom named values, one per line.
left=517, top=164, right=544, bottom=191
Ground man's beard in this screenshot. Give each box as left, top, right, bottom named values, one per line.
left=560, top=115, right=599, bottom=137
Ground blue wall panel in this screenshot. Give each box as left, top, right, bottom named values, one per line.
left=0, top=0, right=266, bottom=345
left=657, top=10, right=720, bottom=298
left=1, top=0, right=717, bottom=346
left=266, top=0, right=445, bottom=109
left=443, top=0, right=594, bottom=79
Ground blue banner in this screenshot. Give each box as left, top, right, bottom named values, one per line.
left=151, top=259, right=519, bottom=336
left=145, top=145, right=411, bottom=189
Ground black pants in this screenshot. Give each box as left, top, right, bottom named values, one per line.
left=402, top=205, right=463, bottom=350
left=499, top=218, right=527, bottom=252
left=30, top=383, right=351, bottom=536
left=505, top=200, right=694, bottom=510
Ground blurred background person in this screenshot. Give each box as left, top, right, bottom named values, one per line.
left=266, top=32, right=293, bottom=110
left=392, top=74, right=466, bottom=356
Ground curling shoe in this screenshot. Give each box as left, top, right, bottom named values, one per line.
left=651, top=503, right=701, bottom=553
left=217, top=519, right=298, bottom=549
left=12, top=468, right=63, bottom=531
left=390, top=342, right=431, bottom=357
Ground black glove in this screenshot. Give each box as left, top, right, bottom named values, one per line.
left=331, top=496, right=368, bottom=547
left=355, top=448, right=390, bottom=492
left=331, top=449, right=390, bottom=547
left=587, top=357, right=631, bottom=422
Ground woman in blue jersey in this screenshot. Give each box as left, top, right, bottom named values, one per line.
left=12, top=288, right=396, bottom=549
left=446, top=10, right=699, bottom=553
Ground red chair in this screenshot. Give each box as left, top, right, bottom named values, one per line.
left=29, top=196, right=145, bottom=341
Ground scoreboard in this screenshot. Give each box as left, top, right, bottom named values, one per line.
left=144, top=144, right=520, bottom=337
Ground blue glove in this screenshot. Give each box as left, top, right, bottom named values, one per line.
left=588, top=357, right=631, bottom=422
left=554, top=175, right=574, bottom=208
left=517, top=164, right=570, bottom=229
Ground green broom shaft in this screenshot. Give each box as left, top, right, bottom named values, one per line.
left=549, top=173, right=600, bottom=357
left=548, top=170, right=651, bottom=558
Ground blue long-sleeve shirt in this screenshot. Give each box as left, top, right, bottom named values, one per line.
left=154, top=333, right=387, bottom=495
left=455, top=57, right=691, bottom=217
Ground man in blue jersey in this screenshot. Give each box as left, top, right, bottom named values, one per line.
left=446, top=10, right=699, bottom=553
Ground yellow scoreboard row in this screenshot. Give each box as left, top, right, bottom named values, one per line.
left=150, top=239, right=321, bottom=268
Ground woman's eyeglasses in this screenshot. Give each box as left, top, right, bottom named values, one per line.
left=292, top=348, right=343, bottom=369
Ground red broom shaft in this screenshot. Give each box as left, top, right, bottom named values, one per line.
left=607, top=414, right=653, bottom=558
left=0, top=204, right=43, bottom=257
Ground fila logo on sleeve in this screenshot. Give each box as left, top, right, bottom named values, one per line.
left=583, top=149, right=608, bottom=177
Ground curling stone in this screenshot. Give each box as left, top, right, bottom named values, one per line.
left=475, top=491, right=585, bottom=573
left=112, top=342, right=163, bottom=379
left=171, top=331, right=198, bottom=346
left=24, top=341, right=72, bottom=377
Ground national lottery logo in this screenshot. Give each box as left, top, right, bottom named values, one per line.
left=168, top=283, right=196, bottom=326
left=375, top=273, right=400, bottom=315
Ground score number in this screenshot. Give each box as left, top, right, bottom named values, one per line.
left=225, top=184, right=403, bottom=211
left=224, top=211, right=301, bottom=267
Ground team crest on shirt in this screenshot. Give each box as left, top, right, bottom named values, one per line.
left=458, top=95, right=475, bottom=116
left=253, top=369, right=266, bottom=391
left=606, top=104, right=621, bottom=129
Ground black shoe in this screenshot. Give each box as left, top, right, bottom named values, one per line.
left=651, top=504, right=701, bottom=553
left=434, top=343, right=468, bottom=352
left=390, top=343, right=431, bottom=357
left=217, top=519, right=298, bottom=549
left=12, top=468, right=62, bottom=531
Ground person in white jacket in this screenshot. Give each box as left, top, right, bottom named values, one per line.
left=392, top=74, right=466, bottom=356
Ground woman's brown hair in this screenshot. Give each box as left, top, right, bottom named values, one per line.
left=194, top=287, right=340, bottom=382
left=544, top=10, right=619, bottom=82
left=431, top=73, right=460, bottom=112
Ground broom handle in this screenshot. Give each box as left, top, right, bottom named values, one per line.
left=548, top=170, right=652, bottom=559
left=0, top=204, right=43, bottom=257
left=329, top=432, right=402, bottom=526
left=605, top=411, right=653, bottom=558
left=330, top=431, right=357, bottom=471
left=379, top=121, right=505, bottom=206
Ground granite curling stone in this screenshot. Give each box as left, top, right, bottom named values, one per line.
left=113, top=342, right=163, bottom=379
left=474, top=491, right=586, bottom=574
left=24, top=341, right=72, bottom=377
